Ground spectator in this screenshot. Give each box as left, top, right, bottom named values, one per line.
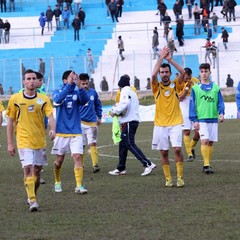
left=173, top=0, right=181, bottom=21
left=167, top=27, right=177, bottom=58
left=89, top=77, right=95, bottom=89
left=78, top=7, right=85, bottom=29
left=203, top=38, right=212, bottom=65
left=152, top=27, right=159, bottom=60
left=105, top=0, right=111, bottom=18
left=21, top=63, right=26, bottom=80
left=118, top=36, right=125, bottom=61
left=211, top=12, right=219, bottom=34
left=62, top=6, right=70, bottom=30
left=1, top=0, right=6, bottom=12
left=193, top=3, right=201, bottom=35
left=7, top=86, right=14, bottom=95
left=226, top=74, right=234, bottom=87
left=38, top=58, right=45, bottom=76
left=176, top=18, right=184, bottom=47
left=186, top=0, right=194, bottom=19
left=74, top=0, right=81, bottom=14
left=9, top=0, right=15, bottom=12
left=206, top=23, right=212, bottom=40
left=57, top=0, right=64, bottom=10
left=4, top=19, right=10, bottom=43
left=157, top=0, right=167, bottom=26
left=87, top=48, right=94, bottom=74
left=0, top=18, right=4, bottom=43
left=100, top=76, right=109, bottom=91
left=71, top=15, right=80, bottom=41
left=134, top=76, right=140, bottom=90
left=108, top=0, right=118, bottom=23
left=65, top=0, right=73, bottom=15
left=221, top=0, right=228, bottom=21
left=53, top=4, right=62, bottom=30
left=227, top=0, right=237, bottom=22
left=46, top=6, right=54, bottom=31
left=146, top=77, right=151, bottom=90
left=38, top=12, right=46, bottom=36
left=0, top=83, right=4, bottom=95
left=162, top=12, right=171, bottom=38
left=210, top=41, right=217, bottom=69
left=221, top=27, right=229, bottom=50
left=215, top=0, right=223, bottom=6
left=116, top=0, right=124, bottom=17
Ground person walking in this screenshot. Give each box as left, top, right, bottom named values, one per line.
left=39, top=12, right=46, bottom=35
left=109, top=74, right=156, bottom=176
left=176, top=19, right=184, bottom=47
left=6, top=69, right=56, bottom=212
left=51, top=70, right=89, bottom=194
left=152, top=27, right=159, bottom=60
left=189, top=63, right=225, bottom=174
left=221, top=27, right=229, bottom=50
left=151, top=46, right=185, bottom=187
left=79, top=73, right=102, bottom=173
left=72, top=15, right=80, bottom=41
left=108, top=0, right=118, bottom=22
left=4, top=19, right=10, bottom=43
left=118, top=35, right=125, bottom=61
left=46, top=5, right=54, bottom=31
left=87, top=48, right=94, bottom=74
left=78, top=7, right=85, bottom=29
left=210, top=41, right=217, bottom=69
left=203, top=38, right=212, bottom=65
left=211, top=12, right=219, bottom=34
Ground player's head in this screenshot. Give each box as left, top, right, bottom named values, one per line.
left=23, top=69, right=37, bottom=91
left=199, top=63, right=211, bottom=81
left=79, top=73, right=90, bottom=90
left=159, top=63, right=172, bottom=84
left=62, top=70, right=74, bottom=84
left=184, top=67, right=192, bottom=82
left=35, top=71, right=44, bottom=88
left=118, top=74, right=130, bottom=89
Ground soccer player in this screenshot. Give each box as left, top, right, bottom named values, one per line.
left=151, top=46, right=185, bottom=187
left=0, top=100, right=4, bottom=140
left=189, top=63, right=225, bottom=174
left=176, top=67, right=200, bottom=162
left=51, top=70, right=89, bottom=194
left=79, top=73, right=102, bottom=173
left=109, top=75, right=156, bottom=176
left=236, top=81, right=240, bottom=118
left=6, top=69, right=56, bottom=212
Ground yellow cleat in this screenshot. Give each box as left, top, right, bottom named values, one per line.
left=177, top=177, right=185, bottom=187
left=165, top=179, right=173, bottom=187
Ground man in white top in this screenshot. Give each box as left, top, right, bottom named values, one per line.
left=109, top=75, right=156, bottom=176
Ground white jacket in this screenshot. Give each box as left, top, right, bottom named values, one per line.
left=112, top=86, right=140, bottom=124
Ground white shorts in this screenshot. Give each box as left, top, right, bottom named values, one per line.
left=180, top=97, right=193, bottom=130
left=152, top=125, right=182, bottom=150
left=199, top=122, right=218, bottom=142
left=51, top=136, right=83, bottom=155
left=81, top=123, right=98, bottom=146
left=18, top=148, right=47, bottom=168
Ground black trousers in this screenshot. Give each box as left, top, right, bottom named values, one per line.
left=117, top=121, right=151, bottom=171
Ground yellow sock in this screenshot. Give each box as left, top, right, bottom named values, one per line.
left=176, top=162, right=183, bottom=178
left=162, top=165, right=172, bottom=181
left=90, top=145, right=98, bottom=167
left=54, top=163, right=62, bottom=183
left=74, top=167, right=83, bottom=187
left=183, top=135, right=192, bottom=156
left=24, top=177, right=36, bottom=202
left=208, top=145, right=213, bottom=165
left=201, top=145, right=209, bottom=166
left=190, top=139, right=198, bottom=149
left=33, top=175, right=40, bottom=195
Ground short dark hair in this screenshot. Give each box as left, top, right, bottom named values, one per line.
left=62, top=70, right=72, bottom=80
left=23, top=69, right=36, bottom=79
left=79, top=73, right=89, bottom=80
left=184, top=67, right=192, bottom=75
left=199, top=63, right=210, bottom=70
left=160, top=63, right=172, bottom=73
left=35, top=71, right=43, bottom=79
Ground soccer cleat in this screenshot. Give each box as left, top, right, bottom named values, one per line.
left=93, top=165, right=100, bottom=173
left=54, top=182, right=62, bottom=192
left=165, top=179, right=173, bottom=187
left=75, top=186, right=88, bottom=194
left=27, top=198, right=31, bottom=205
left=29, top=201, right=39, bottom=212
left=202, top=166, right=214, bottom=174
left=191, top=149, right=196, bottom=159
left=186, top=155, right=194, bottom=162
left=108, top=169, right=127, bottom=176
left=177, top=177, right=185, bottom=187
left=141, top=162, right=156, bottom=176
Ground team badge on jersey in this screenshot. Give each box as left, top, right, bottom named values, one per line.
left=90, top=95, right=94, bottom=101
left=36, top=98, right=43, bottom=104
left=164, top=90, right=170, bottom=96
left=28, top=105, right=34, bottom=112
left=170, top=83, right=175, bottom=88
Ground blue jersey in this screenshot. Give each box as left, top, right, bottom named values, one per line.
left=189, top=82, right=225, bottom=123
left=236, top=81, right=240, bottom=112
left=52, top=83, right=89, bottom=136
left=79, top=88, right=102, bottom=123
